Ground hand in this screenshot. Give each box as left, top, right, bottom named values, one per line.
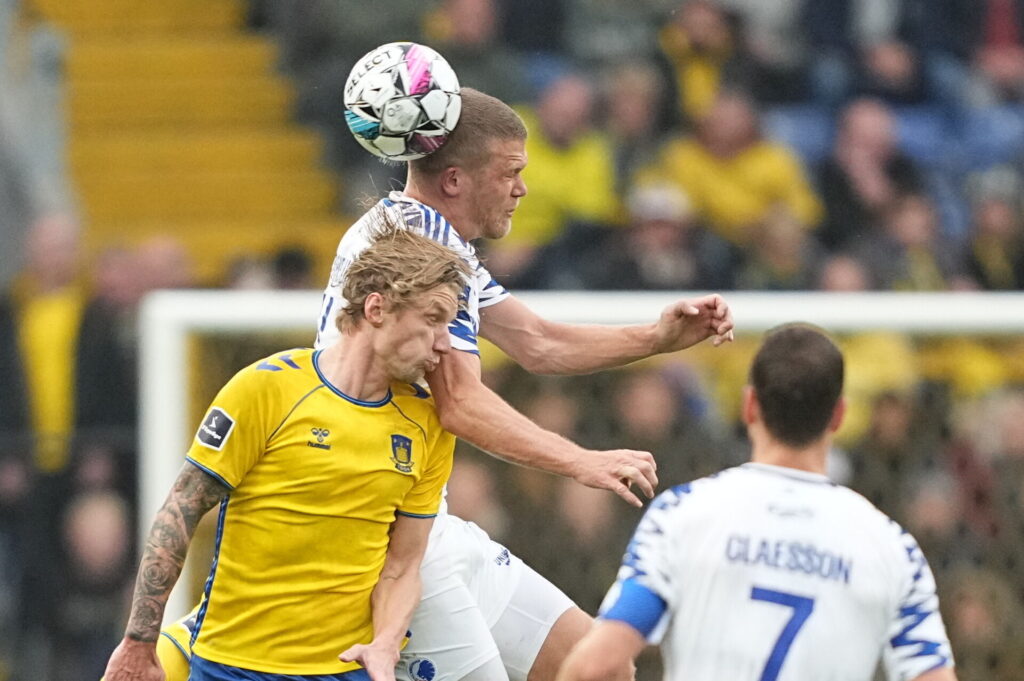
left=103, top=638, right=164, bottom=681
left=340, top=642, right=400, bottom=681
left=572, top=448, right=658, bottom=507
left=652, top=295, right=734, bottom=353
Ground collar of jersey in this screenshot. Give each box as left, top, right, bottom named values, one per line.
left=312, top=350, right=392, bottom=408
left=741, top=462, right=833, bottom=485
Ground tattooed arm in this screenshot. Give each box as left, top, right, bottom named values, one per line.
left=103, top=463, right=229, bottom=681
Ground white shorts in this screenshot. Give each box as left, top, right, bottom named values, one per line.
left=397, top=514, right=575, bottom=681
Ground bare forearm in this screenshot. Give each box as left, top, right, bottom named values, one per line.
left=369, top=571, right=422, bottom=652
left=439, top=382, right=585, bottom=476
left=125, top=464, right=227, bottom=642
left=489, top=319, right=658, bottom=376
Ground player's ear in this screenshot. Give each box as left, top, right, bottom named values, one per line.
left=827, top=396, right=846, bottom=433
left=741, top=385, right=758, bottom=426
left=440, top=166, right=461, bottom=198
left=363, top=292, right=387, bottom=327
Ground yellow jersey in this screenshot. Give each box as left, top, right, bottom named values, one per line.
left=186, top=348, right=454, bottom=675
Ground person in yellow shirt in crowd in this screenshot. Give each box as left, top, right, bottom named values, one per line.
left=102, top=226, right=469, bottom=681
left=490, top=73, right=619, bottom=281
left=646, top=90, right=822, bottom=248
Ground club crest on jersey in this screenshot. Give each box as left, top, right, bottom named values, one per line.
left=408, top=658, right=436, bottom=681
left=196, top=408, right=235, bottom=451
left=307, top=427, right=331, bottom=450
left=390, top=434, right=414, bottom=473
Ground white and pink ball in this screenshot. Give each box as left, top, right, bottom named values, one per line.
left=344, top=42, right=462, bottom=161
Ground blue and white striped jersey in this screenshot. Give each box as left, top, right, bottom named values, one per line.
left=601, top=463, right=954, bottom=681
left=315, top=191, right=510, bottom=352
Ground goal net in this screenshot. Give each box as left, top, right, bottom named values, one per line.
left=140, top=290, right=1024, bottom=677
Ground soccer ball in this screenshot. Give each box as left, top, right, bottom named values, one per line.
left=344, top=42, right=462, bottom=161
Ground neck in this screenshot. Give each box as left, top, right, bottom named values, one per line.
left=404, top=174, right=479, bottom=241
left=750, top=438, right=829, bottom=475
left=316, top=335, right=391, bottom=402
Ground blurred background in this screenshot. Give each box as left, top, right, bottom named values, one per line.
left=2, top=0, right=1024, bottom=679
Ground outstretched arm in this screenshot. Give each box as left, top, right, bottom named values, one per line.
left=103, top=463, right=229, bottom=681
left=480, top=294, right=734, bottom=376
left=426, top=349, right=657, bottom=507
left=339, top=514, right=434, bottom=681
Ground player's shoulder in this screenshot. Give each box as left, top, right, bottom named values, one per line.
left=226, top=348, right=318, bottom=398
left=390, top=381, right=438, bottom=414
left=237, top=348, right=316, bottom=378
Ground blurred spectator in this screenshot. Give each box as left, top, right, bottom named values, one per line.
left=583, top=183, right=737, bottom=290
left=804, top=0, right=978, bottom=109
left=736, top=205, right=822, bottom=290
left=0, top=214, right=133, bottom=475
left=422, top=0, right=528, bottom=105
left=848, top=391, right=939, bottom=518
left=855, top=193, right=966, bottom=290
left=816, top=99, right=925, bottom=252
left=963, top=176, right=1024, bottom=289
left=607, top=364, right=726, bottom=485
left=647, top=90, right=822, bottom=247
left=816, top=253, right=872, bottom=291
left=491, top=73, right=618, bottom=283
left=973, top=0, right=1024, bottom=103
left=44, top=490, right=133, bottom=681
left=657, top=0, right=751, bottom=121
left=943, top=567, right=1024, bottom=681
left=443, top=453, right=508, bottom=541
left=714, top=0, right=809, bottom=103
left=135, top=235, right=196, bottom=292
left=272, top=246, right=315, bottom=289
left=601, top=60, right=676, bottom=194
left=564, top=0, right=673, bottom=66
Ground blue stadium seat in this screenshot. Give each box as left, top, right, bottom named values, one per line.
left=960, top=106, right=1024, bottom=170
left=762, top=105, right=834, bottom=165
left=893, top=106, right=952, bottom=166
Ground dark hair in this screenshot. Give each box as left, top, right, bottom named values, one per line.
left=409, top=87, right=527, bottom=176
left=749, top=324, right=844, bottom=447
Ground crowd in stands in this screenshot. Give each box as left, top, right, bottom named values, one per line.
left=1, top=0, right=1024, bottom=679
left=252, top=0, right=1024, bottom=294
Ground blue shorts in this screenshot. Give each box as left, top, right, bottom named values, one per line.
left=189, top=655, right=372, bottom=681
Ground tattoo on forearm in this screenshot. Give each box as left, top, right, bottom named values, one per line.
left=125, top=463, right=228, bottom=642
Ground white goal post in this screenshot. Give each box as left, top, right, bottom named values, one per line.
left=139, top=289, right=1024, bottom=620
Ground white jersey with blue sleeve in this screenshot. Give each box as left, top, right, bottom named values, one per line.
left=600, top=463, right=954, bottom=681
left=315, top=191, right=510, bottom=352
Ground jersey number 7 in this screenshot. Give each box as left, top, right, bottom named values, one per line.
left=750, top=587, right=815, bottom=681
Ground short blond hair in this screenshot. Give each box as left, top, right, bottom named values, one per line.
left=409, top=87, right=527, bottom=176
left=337, top=215, right=470, bottom=334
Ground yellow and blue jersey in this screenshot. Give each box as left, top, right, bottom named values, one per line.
left=185, top=348, right=454, bottom=675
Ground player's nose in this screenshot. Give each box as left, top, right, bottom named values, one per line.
left=433, top=327, right=451, bottom=353
left=513, top=176, right=527, bottom=198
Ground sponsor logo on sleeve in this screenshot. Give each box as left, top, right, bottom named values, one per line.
left=196, top=408, right=235, bottom=451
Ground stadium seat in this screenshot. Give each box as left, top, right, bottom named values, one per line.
left=960, top=106, right=1024, bottom=170
left=761, top=105, right=834, bottom=166
left=893, top=106, right=953, bottom=166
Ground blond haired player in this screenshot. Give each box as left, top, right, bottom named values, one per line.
left=103, top=228, right=469, bottom=681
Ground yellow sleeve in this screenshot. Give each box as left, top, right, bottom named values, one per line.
left=185, top=363, right=276, bottom=489
left=397, top=424, right=454, bottom=517
left=769, top=146, right=823, bottom=228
